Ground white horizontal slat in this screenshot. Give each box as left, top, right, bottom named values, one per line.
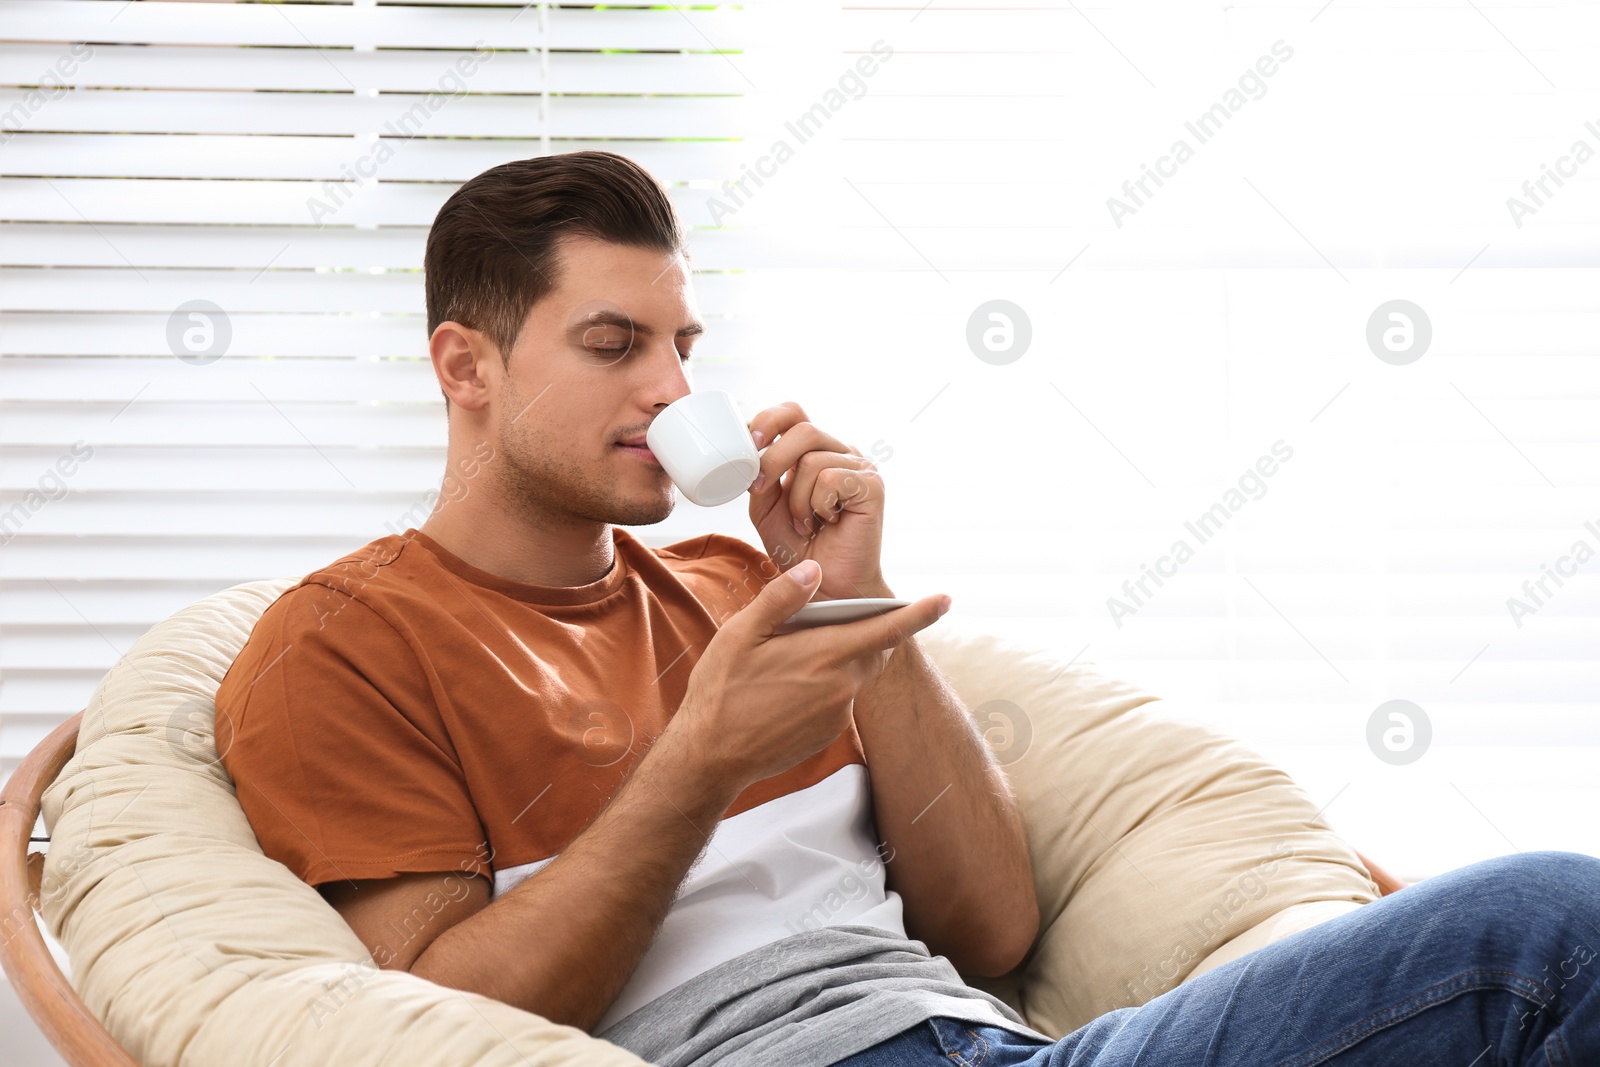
left=0, top=43, right=746, bottom=94
left=0, top=579, right=233, bottom=627
left=0, top=267, right=745, bottom=314
left=1, top=627, right=156, bottom=672
left=0, top=222, right=747, bottom=270
left=0, top=89, right=746, bottom=138
left=1, top=312, right=426, bottom=357
left=0, top=268, right=419, bottom=312
left=0, top=710, right=86, bottom=762
left=0, top=224, right=421, bottom=272
left=0, top=401, right=447, bottom=448
left=3, top=2, right=744, bottom=51
left=2, top=677, right=107, bottom=717
left=0, top=445, right=441, bottom=492
left=0, top=535, right=366, bottom=581
left=0, top=355, right=436, bottom=402
left=1, top=490, right=460, bottom=536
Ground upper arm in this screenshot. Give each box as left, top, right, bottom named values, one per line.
left=318, top=869, right=492, bottom=972
left=216, top=583, right=492, bottom=887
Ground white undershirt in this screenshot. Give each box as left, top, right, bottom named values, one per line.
left=492, top=763, right=905, bottom=1031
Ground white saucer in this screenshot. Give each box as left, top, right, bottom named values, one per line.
left=775, top=597, right=912, bottom=633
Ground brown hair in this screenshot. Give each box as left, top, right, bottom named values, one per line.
left=424, top=151, right=688, bottom=400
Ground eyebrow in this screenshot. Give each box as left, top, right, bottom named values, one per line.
left=576, top=310, right=704, bottom=339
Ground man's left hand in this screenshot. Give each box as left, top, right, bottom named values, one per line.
left=745, top=401, right=890, bottom=602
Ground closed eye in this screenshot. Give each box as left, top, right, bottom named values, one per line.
left=581, top=342, right=691, bottom=362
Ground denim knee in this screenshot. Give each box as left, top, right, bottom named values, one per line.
left=1465, top=850, right=1600, bottom=907
left=1436, top=850, right=1600, bottom=954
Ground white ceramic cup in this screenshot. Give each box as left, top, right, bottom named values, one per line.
left=645, top=390, right=761, bottom=507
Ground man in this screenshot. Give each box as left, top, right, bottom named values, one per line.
left=218, top=151, right=1600, bottom=1067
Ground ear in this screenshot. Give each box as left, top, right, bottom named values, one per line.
left=430, top=321, right=497, bottom=413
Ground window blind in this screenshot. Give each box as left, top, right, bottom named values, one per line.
left=0, top=0, right=758, bottom=799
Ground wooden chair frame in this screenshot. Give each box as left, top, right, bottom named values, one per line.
left=1, top=713, right=139, bottom=1067
left=1, top=711, right=1413, bottom=1067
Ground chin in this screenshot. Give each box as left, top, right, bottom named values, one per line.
left=609, top=492, right=675, bottom=527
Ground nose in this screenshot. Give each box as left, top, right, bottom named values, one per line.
left=643, top=340, right=693, bottom=410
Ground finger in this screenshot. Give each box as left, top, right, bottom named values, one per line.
left=787, top=452, right=874, bottom=530
left=746, top=400, right=809, bottom=458
left=813, top=594, right=950, bottom=662
left=807, top=464, right=882, bottom=527
left=751, top=421, right=853, bottom=501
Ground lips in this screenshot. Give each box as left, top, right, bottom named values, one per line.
left=616, top=442, right=658, bottom=464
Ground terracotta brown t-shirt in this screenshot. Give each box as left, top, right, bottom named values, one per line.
left=215, top=524, right=1043, bottom=1054
left=216, top=525, right=868, bottom=887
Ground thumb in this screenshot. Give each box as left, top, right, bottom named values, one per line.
left=745, top=558, right=820, bottom=633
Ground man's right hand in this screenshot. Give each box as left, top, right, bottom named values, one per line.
left=671, top=558, right=949, bottom=788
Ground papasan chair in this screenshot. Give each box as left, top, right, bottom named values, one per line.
left=1, top=575, right=1408, bottom=1067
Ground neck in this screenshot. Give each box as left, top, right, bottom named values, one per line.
left=417, top=443, right=616, bottom=589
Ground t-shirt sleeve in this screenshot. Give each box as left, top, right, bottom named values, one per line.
left=216, top=581, right=491, bottom=889
left=682, top=532, right=780, bottom=623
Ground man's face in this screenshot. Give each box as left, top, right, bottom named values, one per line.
left=489, top=234, right=700, bottom=529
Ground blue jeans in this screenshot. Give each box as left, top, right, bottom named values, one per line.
left=833, top=851, right=1599, bottom=1067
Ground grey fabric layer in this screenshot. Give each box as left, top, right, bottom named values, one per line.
left=596, top=924, right=1054, bottom=1067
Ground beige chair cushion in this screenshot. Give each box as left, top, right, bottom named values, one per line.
left=40, top=577, right=651, bottom=1067
left=41, top=578, right=1379, bottom=1064
left=915, top=620, right=1378, bottom=1036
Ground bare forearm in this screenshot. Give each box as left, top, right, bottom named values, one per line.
left=852, top=623, right=1039, bottom=976
left=411, top=725, right=743, bottom=1031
